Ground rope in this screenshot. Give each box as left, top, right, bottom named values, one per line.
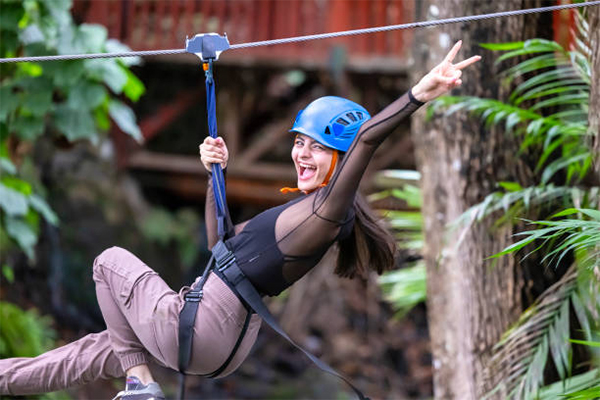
left=0, top=1, right=598, bottom=64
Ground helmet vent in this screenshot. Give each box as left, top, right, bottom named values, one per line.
left=356, top=112, right=363, bottom=120
left=325, top=126, right=332, bottom=135
left=346, top=113, right=357, bottom=122
left=336, top=117, right=349, bottom=126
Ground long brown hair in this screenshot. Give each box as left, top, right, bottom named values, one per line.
left=335, top=193, right=396, bottom=278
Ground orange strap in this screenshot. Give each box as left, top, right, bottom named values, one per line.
left=280, top=150, right=338, bottom=194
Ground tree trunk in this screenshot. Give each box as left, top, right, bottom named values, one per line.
left=589, top=4, right=600, bottom=176
left=411, top=1, right=552, bottom=398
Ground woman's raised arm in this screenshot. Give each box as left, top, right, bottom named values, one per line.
left=315, top=41, right=481, bottom=222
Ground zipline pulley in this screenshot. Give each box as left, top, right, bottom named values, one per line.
left=185, top=32, right=230, bottom=61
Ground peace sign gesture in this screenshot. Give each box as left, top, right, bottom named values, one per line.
left=411, top=40, right=481, bottom=103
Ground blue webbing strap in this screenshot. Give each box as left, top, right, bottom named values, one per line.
left=177, top=58, right=234, bottom=400
left=204, top=59, right=232, bottom=240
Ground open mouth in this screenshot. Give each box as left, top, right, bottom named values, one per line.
left=298, top=162, right=317, bottom=180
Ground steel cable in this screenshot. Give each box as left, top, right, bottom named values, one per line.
left=0, top=1, right=598, bottom=64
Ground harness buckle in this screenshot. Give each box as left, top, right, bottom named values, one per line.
left=217, top=252, right=235, bottom=272
left=184, top=290, right=203, bottom=302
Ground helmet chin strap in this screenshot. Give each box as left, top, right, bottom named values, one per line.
left=280, top=150, right=338, bottom=194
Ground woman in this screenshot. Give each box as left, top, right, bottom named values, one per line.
left=0, top=41, right=480, bottom=399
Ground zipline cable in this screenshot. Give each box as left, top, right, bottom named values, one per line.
left=0, top=1, right=598, bottom=64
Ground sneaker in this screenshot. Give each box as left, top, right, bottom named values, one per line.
left=112, top=376, right=166, bottom=400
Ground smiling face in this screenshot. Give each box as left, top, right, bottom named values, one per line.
left=291, top=134, right=334, bottom=192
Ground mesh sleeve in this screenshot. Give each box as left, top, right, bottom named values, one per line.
left=313, top=90, right=424, bottom=221
left=270, top=90, right=423, bottom=282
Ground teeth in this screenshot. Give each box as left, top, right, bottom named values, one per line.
left=299, top=163, right=315, bottom=169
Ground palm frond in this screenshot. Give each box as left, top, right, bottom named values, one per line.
left=490, top=208, right=600, bottom=270
left=375, top=173, right=428, bottom=317
left=483, top=266, right=579, bottom=399
left=451, top=185, right=599, bottom=231
left=432, top=36, right=592, bottom=185
left=536, top=368, right=600, bottom=400
left=378, top=262, right=426, bottom=319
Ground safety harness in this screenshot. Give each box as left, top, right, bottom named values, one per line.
left=177, top=34, right=369, bottom=400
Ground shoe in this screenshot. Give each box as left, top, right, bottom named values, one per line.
left=112, top=376, right=166, bottom=400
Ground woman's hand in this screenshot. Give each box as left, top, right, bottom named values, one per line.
left=199, top=136, right=229, bottom=172
left=411, top=40, right=481, bottom=103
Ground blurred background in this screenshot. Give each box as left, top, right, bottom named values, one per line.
left=1, top=1, right=599, bottom=400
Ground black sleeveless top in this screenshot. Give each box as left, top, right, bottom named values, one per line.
left=205, top=91, right=423, bottom=296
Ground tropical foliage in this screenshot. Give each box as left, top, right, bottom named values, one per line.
left=0, top=0, right=144, bottom=265
left=374, top=170, right=427, bottom=318
left=432, top=9, right=599, bottom=400
left=0, top=301, right=56, bottom=359
left=0, top=301, right=67, bottom=399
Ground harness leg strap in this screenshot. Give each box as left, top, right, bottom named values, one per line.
left=177, top=256, right=215, bottom=399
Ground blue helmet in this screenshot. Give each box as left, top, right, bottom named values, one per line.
left=290, top=96, right=371, bottom=152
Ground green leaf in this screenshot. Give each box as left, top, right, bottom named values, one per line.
left=505, top=112, right=521, bottom=132
left=106, top=39, right=142, bottom=67
left=0, top=301, right=57, bottom=358
left=379, top=262, right=427, bottom=318
left=495, top=40, right=564, bottom=65
left=517, top=85, right=589, bottom=106
left=537, top=137, right=565, bottom=171
left=17, top=62, right=43, bottom=77
left=53, top=104, right=97, bottom=142
left=578, top=208, right=600, bottom=221
left=28, top=194, right=58, bottom=226
left=93, top=106, right=110, bottom=131
left=504, top=54, right=563, bottom=82
left=0, top=3, right=25, bottom=33
left=531, top=93, right=590, bottom=111
left=86, top=59, right=128, bottom=94
left=0, top=184, right=29, bottom=216
left=11, top=114, right=45, bottom=140
left=43, top=60, right=85, bottom=88
left=122, top=68, right=145, bottom=102
left=21, top=90, right=53, bottom=117
left=498, top=182, right=523, bottom=192
left=20, top=23, right=44, bottom=45
left=571, top=293, right=592, bottom=341
left=4, top=217, right=37, bottom=259
left=67, top=81, right=107, bottom=110
left=75, top=24, right=107, bottom=53
left=551, top=208, right=581, bottom=218
left=512, top=68, right=578, bottom=99
left=0, top=86, right=19, bottom=122
left=548, top=301, right=570, bottom=381
left=0, top=157, right=17, bottom=175
left=108, top=100, right=142, bottom=142
left=536, top=369, right=600, bottom=400
left=480, top=41, right=525, bottom=51
left=489, top=235, right=537, bottom=258
left=569, top=339, right=600, bottom=348
left=1, top=176, right=32, bottom=195
left=2, top=265, right=14, bottom=284
left=541, top=153, right=589, bottom=184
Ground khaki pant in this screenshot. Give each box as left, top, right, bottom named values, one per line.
left=0, top=247, right=261, bottom=396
